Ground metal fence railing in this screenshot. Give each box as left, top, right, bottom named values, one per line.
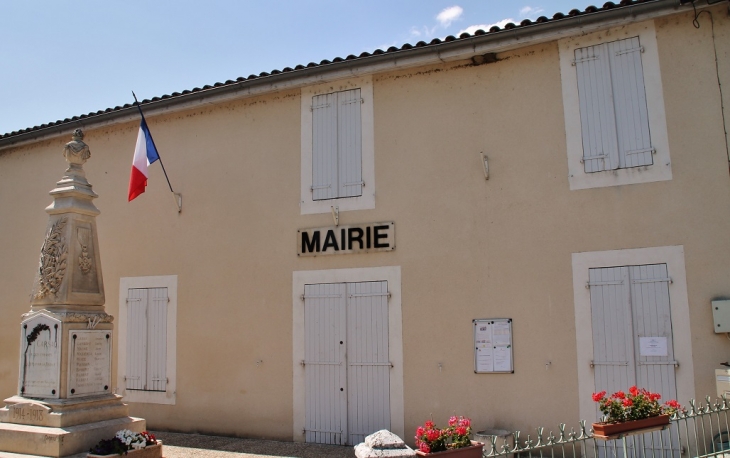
left=480, top=397, right=730, bottom=458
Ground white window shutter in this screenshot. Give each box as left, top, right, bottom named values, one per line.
left=629, top=264, right=677, bottom=399
left=589, top=267, right=636, bottom=400
left=608, top=37, right=653, bottom=169
left=304, top=283, right=347, bottom=445
left=337, top=89, right=363, bottom=198
left=146, top=287, right=168, bottom=392
left=126, top=288, right=148, bottom=390
left=312, top=93, right=339, bottom=200
left=346, top=281, right=389, bottom=446
left=575, top=43, right=619, bottom=172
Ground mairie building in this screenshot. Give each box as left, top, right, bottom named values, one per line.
left=1, top=0, right=729, bottom=447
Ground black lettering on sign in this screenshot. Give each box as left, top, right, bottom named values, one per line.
left=348, top=228, right=364, bottom=250
left=322, top=230, right=339, bottom=252
left=302, top=231, right=320, bottom=253
left=298, top=222, right=394, bottom=256
left=373, top=225, right=389, bottom=248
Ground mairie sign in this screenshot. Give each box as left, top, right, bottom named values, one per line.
left=298, top=222, right=395, bottom=256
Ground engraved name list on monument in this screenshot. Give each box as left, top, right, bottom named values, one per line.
left=20, top=314, right=62, bottom=398
left=68, top=330, right=111, bottom=397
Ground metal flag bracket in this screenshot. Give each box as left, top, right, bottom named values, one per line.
left=173, top=192, right=182, bottom=213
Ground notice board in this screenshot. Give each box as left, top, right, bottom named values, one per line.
left=473, top=318, right=513, bottom=373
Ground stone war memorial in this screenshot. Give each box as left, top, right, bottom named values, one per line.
left=0, top=130, right=144, bottom=456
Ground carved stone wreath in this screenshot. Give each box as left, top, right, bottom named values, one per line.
left=34, top=217, right=68, bottom=300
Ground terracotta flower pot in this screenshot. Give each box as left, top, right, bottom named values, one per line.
left=415, top=441, right=484, bottom=457
left=592, top=414, right=670, bottom=439
left=88, top=441, right=162, bottom=458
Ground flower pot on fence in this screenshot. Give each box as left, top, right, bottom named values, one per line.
left=415, top=441, right=484, bottom=457
left=592, top=415, right=670, bottom=439
left=88, top=441, right=162, bottom=458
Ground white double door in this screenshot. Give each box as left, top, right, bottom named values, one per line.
left=589, top=264, right=678, bottom=456
left=303, top=281, right=390, bottom=446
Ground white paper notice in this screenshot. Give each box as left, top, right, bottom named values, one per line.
left=492, top=322, right=511, bottom=346
left=493, top=346, right=512, bottom=372
left=475, top=323, right=494, bottom=372
left=639, top=337, right=668, bottom=356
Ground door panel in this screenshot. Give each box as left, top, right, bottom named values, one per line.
left=304, top=281, right=390, bottom=446
left=589, top=266, right=635, bottom=400
left=630, top=264, right=677, bottom=403
left=304, top=283, right=347, bottom=445
left=589, top=264, right=678, bottom=457
left=347, top=281, right=390, bottom=445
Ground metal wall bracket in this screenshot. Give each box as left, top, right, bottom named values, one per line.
left=331, top=206, right=339, bottom=226
left=172, top=192, right=182, bottom=213
left=480, top=152, right=489, bottom=180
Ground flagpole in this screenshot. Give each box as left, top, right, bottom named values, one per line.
left=132, top=91, right=175, bottom=194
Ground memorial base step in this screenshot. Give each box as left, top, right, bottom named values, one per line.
left=1, top=395, right=129, bottom=428
left=0, top=416, right=145, bottom=457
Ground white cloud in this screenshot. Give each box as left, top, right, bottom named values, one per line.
left=408, top=24, right=438, bottom=41
left=519, top=6, right=544, bottom=17
left=456, top=7, right=543, bottom=37
left=459, top=18, right=515, bottom=35
left=436, top=6, right=463, bottom=27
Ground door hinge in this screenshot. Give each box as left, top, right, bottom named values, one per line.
left=591, top=360, right=629, bottom=368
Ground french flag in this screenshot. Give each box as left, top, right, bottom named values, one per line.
left=128, top=119, right=160, bottom=201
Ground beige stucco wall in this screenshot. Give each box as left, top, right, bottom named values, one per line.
left=1, top=5, right=729, bottom=442
left=656, top=5, right=730, bottom=401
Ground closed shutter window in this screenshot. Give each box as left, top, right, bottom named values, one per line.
left=312, top=89, right=363, bottom=200
left=126, top=287, right=168, bottom=392
left=575, top=36, right=653, bottom=173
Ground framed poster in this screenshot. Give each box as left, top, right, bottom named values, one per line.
left=473, top=318, right=513, bottom=373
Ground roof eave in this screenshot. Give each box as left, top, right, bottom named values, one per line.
left=0, top=0, right=687, bottom=151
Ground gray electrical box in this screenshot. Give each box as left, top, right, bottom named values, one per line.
left=712, top=300, right=730, bottom=333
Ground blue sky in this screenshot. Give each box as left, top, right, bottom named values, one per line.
left=1, top=1, right=585, bottom=135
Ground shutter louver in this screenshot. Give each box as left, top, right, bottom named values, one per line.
left=608, top=37, right=653, bottom=168
left=146, top=287, right=168, bottom=392
left=126, top=288, right=148, bottom=390
left=312, top=93, right=339, bottom=200
left=575, top=43, right=619, bottom=172
left=338, top=89, right=363, bottom=198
